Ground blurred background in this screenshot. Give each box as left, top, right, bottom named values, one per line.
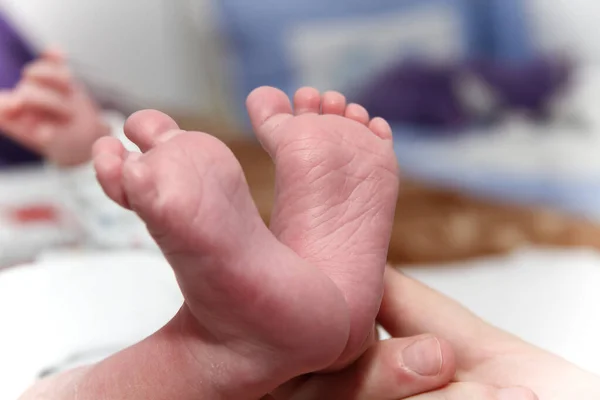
left=2, top=0, right=600, bottom=264
left=4, top=1, right=600, bottom=397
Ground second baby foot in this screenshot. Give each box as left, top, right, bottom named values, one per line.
left=247, top=87, right=400, bottom=366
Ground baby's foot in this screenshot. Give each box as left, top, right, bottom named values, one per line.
left=247, top=87, right=400, bottom=365
left=93, top=110, right=349, bottom=398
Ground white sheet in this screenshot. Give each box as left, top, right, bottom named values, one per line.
left=2, top=248, right=600, bottom=398
left=402, top=248, right=600, bottom=376
left=0, top=251, right=182, bottom=399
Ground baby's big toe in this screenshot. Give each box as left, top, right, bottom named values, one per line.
left=246, top=86, right=293, bottom=127
left=247, top=86, right=294, bottom=156
left=118, top=138, right=204, bottom=238
left=124, top=109, right=181, bottom=152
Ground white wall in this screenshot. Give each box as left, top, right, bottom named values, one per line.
left=528, top=0, right=600, bottom=64
left=0, top=0, right=220, bottom=115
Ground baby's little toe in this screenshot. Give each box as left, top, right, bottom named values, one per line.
left=368, top=117, right=394, bottom=141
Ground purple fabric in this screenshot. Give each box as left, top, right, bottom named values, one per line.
left=0, top=13, right=41, bottom=166
left=358, top=61, right=467, bottom=130
left=467, top=57, right=572, bottom=118
left=358, top=56, right=572, bottom=131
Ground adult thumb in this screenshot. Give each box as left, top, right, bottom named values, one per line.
left=290, top=335, right=456, bottom=400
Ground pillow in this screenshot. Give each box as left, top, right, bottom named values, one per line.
left=212, top=0, right=474, bottom=123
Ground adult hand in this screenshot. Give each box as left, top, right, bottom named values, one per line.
left=291, top=265, right=600, bottom=399
left=287, top=338, right=535, bottom=400
left=377, top=266, right=600, bottom=400
left=286, top=334, right=456, bottom=399
left=286, top=328, right=532, bottom=400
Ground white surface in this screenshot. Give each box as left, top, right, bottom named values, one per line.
left=402, top=248, right=600, bottom=376
left=529, top=0, right=600, bottom=64
left=2, top=248, right=600, bottom=398
left=0, top=251, right=182, bottom=400
left=0, top=166, right=61, bottom=205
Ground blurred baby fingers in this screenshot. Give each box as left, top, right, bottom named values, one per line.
left=10, top=82, right=71, bottom=119
left=23, top=60, right=73, bottom=94
left=0, top=89, right=20, bottom=117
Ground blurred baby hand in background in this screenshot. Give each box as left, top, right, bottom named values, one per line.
left=0, top=47, right=108, bottom=167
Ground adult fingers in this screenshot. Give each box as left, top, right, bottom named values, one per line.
left=378, top=266, right=509, bottom=358
left=289, top=335, right=456, bottom=400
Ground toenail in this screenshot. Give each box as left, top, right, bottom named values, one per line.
left=401, top=337, right=443, bottom=376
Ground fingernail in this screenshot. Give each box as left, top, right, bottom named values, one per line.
left=497, top=387, right=536, bottom=400
left=401, top=337, right=443, bottom=376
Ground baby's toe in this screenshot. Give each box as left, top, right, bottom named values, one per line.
left=121, top=154, right=157, bottom=217
left=368, top=117, right=394, bottom=141
left=345, top=103, right=370, bottom=126
left=124, top=110, right=180, bottom=152
left=93, top=137, right=129, bottom=208
left=322, top=91, right=347, bottom=115
left=294, top=87, right=321, bottom=115
left=247, top=86, right=294, bottom=155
